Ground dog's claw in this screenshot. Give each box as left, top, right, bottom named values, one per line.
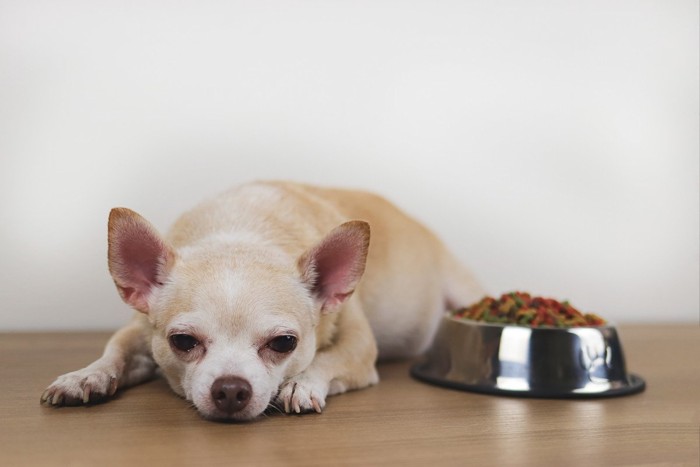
left=109, top=376, right=118, bottom=396
left=82, top=387, right=91, bottom=404
left=282, top=382, right=296, bottom=413
left=311, top=397, right=322, bottom=414
left=51, top=393, right=63, bottom=406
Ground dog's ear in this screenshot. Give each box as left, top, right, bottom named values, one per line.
left=107, top=207, right=176, bottom=314
left=298, top=220, right=370, bottom=313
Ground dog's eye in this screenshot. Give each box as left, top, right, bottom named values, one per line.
left=170, top=334, right=200, bottom=352
left=267, top=335, right=297, bottom=353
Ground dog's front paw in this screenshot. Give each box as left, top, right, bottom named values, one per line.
left=276, top=374, right=329, bottom=414
left=41, top=364, right=120, bottom=407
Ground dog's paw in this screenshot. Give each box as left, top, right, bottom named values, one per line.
left=41, top=364, right=120, bottom=407
left=276, top=374, right=329, bottom=415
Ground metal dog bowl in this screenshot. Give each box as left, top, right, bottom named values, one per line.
left=411, top=315, right=645, bottom=398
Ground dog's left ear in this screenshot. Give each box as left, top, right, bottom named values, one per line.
left=298, top=220, right=370, bottom=313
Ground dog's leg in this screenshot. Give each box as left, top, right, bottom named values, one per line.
left=41, top=315, right=156, bottom=406
left=41, top=206, right=174, bottom=406
left=276, top=302, right=379, bottom=414
left=276, top=220, right=377, bottom=414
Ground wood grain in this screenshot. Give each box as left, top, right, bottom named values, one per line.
left=1, top=325, right=698, bottom=466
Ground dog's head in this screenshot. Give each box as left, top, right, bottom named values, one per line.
left=107, top=207, right=369, bottom=421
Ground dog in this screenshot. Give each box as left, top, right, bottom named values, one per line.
left=41, top=181, right=483, bottom=421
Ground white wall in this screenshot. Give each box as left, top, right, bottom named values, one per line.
left=1, top=1, right=698, bottom=331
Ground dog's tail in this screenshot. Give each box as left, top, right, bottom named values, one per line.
left=441, top=250, right=485, bottom=311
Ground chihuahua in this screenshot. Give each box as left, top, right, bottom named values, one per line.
left=41, top=181, right=482, bottom=421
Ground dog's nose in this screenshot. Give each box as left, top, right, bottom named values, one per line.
left=210, top=376, right=252, bottom=414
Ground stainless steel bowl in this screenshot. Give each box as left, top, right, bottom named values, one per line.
left=411, top=314, right=645, bottom=398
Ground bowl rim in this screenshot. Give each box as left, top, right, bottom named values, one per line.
left=443, top=312, right=616, bottom=331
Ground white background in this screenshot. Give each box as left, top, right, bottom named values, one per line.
left=1, top=1, right=698, bottom=331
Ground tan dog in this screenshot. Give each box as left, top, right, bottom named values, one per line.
left=41, top=181, right=482, bottom=421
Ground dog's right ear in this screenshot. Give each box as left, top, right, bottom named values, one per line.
left=107, top=208, right=176, bottom=314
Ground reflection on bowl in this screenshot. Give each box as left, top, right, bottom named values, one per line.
left=411, top=315, right=645, bottom=398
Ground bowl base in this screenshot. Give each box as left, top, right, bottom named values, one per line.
left=410, top=363, right=646, bottom=399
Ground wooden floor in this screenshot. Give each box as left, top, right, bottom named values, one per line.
left=1, top=325, right=698, bottom=466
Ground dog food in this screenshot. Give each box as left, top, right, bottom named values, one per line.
left=452, top=292, right=606, bottom=327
